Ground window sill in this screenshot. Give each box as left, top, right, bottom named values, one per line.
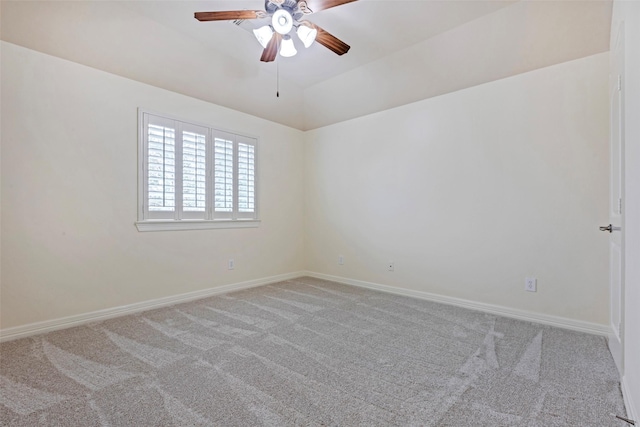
left=135, top=219, right=261, bottom=232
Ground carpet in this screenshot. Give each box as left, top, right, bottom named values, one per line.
left=0, top=276, right=627, bottom=426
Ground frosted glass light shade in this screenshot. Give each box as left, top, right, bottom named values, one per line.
left=272, top=9, right=293, bottom=35
left=296, top=24, right=317, bottom=48
left=253, top=25, right=274, bottom=48
left=279, top=35, right=297, bottom=57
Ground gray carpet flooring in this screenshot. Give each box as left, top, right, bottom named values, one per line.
left=0, top=276, right=628, bottom=426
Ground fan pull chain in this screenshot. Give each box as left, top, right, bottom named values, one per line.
left=276, top=58, right=280, bottom=98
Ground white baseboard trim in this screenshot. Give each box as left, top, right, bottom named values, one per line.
left=622, top=376, right=638, bottom=424
left=304, top=271, right=611, bottom=337
left=1, top=270, right=611, bottom=342
left=0, top=271, right=305, bottom=343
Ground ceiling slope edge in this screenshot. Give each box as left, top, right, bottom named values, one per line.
left=301, top=0, right=612, bottom=131
left=0, top=0, right=306, bottom=130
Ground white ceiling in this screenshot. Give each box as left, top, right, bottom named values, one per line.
left=1, top=0, right=612, bottom=130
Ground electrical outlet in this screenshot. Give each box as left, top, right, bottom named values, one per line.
left=338, top=255, right=344, bottom=265
left=525, top=277, right=537, bottom=292
left=228, top=259, right=235, bottom=270
left=388, top=261, right=395, bottom=272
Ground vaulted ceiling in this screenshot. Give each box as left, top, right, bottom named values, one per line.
left=0, top=0, right=612, bottom=130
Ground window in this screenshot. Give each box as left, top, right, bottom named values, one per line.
left=137, top=110, right=258, bottom=231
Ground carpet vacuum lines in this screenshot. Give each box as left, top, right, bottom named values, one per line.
left=0, top=276, right=628, bottom=426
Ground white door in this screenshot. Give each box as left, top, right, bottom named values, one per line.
left=606, top=23, right=625, bottom=375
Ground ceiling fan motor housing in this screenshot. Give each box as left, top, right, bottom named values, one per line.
left=265, top=0, right=305, bottom=22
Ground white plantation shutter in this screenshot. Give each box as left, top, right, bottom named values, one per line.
left=237, top=137, right=256, bottom=217
left=181, top=124, right=208, bottom=219
left=144, top=115, right=177, bottom=219
left=214, top=136, right=234, bottom=216
left=139, top=110, right=258, bottom=227
left=182, top=132, right=206, bottom=211
left=147, top=124, right=176, bottom=212
left=213, top=132, right=257, bottom=220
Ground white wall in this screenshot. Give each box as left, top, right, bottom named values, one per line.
left=0, top=42, right=305, bottom=329
left=612, top=0, right=640, bottom=421
left=305, top=53, right=610, bottom=325
left=0, top=40, right=616, bottom=345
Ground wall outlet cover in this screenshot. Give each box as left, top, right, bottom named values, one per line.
left=525, top=277, right=537, bottom=292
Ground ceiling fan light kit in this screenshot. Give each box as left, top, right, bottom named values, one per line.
left=195, top=0, right=355, bottom=62
left=253, top=25, right=275, bottom=49
left=280, top=35, right=298, bottom=57
left=297, top=23, right=318, bottom=48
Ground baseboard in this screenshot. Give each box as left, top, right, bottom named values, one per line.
left=304, top=271, right=610, bottom=337
left=622, top=376, right=639, bottom=424
left=1, top=270, right=611, bottom=342
left=0, top=271, right=305, bottom=343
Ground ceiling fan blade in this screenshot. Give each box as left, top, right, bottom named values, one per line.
left=301, top=0, right=357, bottom=14
left=194, top=10, right=260, bottom=21
left=260, top=33, right=281, bottom=62
left=313, top=24, right=351, bottom=56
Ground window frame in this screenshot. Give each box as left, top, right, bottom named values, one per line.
left=136, top=109, right=260, bottom=232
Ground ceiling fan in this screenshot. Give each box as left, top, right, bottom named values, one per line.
left=195, top=0, right=357, bottom=62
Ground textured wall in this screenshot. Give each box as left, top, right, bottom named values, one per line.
left=304, top=53, right=610, bottom=325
